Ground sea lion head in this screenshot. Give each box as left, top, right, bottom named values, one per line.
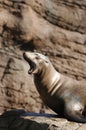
left=23, top=52, right=50, bottom=74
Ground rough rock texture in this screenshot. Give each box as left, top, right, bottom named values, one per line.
left=0, top=0, right=86, bottom=129
left=0, top=109, right=85, bottom=130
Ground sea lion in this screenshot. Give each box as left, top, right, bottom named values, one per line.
left=23, top=52, right=86, bottom=123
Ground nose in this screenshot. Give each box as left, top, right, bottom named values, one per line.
left=23, top=52, right=25, bottom=56
left=23, top=52, right=28, bottom=61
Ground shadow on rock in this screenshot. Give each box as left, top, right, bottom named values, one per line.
left=0, top=109, right=58, bottom=130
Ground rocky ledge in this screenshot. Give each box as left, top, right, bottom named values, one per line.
left=0, top=0, right=86, bottom=129
left=0, top=109, right=86, bottom=130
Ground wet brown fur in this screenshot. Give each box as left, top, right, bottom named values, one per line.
left=23, top=52, right=86, bottom=123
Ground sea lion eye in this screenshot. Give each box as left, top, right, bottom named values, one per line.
left=45, top=60, right=48, bottom=64
left=35, top=56, right=40, bottom=60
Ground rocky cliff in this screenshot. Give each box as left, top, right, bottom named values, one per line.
left=0, top=0, right=86, bottom=129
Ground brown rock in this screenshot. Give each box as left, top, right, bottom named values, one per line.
left=0, top=0, right=86, bottom=129
left=0, top=109, right=82, bottom=130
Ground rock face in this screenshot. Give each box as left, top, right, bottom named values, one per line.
left=0, top=0, right=86, bottom=128
left=0, top=109, right=85, bottom=130
left=0, top=110, right=80, bottom=130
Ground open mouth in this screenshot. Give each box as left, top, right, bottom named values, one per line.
left=23, top=53, right=36, bottom=74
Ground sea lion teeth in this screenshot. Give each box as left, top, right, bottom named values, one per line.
left=23, top=52, right=37, bottom=74
left=23, top=52, right=86, bottom=123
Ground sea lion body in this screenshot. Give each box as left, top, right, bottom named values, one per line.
left=23, top=52, right=86, bottom=123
